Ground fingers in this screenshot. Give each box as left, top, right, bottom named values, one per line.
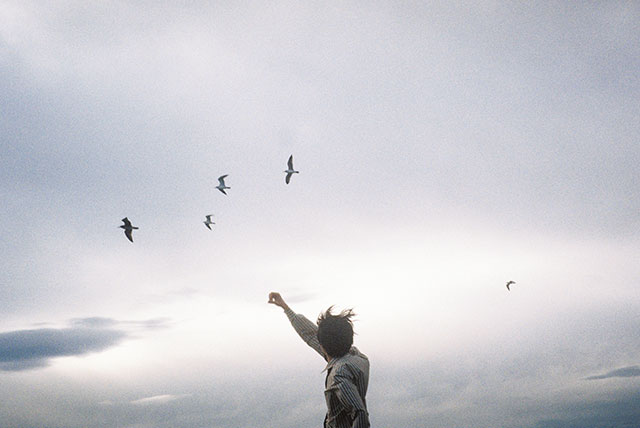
left=268, top=292, right=288, bottom=311
left=268, top=292, right=281, bottom=304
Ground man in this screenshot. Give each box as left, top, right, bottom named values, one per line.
left=268, top=292, right=370, bottom=428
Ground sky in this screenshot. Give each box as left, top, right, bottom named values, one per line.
left=1, top=1, right=639, bottom=427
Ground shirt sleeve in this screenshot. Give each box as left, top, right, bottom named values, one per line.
left=283, top=307, right=325, bottom=358
left=333, top=368, right=370, bottom=428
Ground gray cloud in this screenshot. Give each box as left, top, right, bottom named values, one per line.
left=282, top=291, right=317, bottom=304
left=70, top=317, right=119, bottom=328
left=122, top=317, right=172, bottom=330
left=533, top=390, right=640, bottom=428
left=585, top=365, right=640, bottom=380
left=0, top=324, right=125, bottom=371
left=0, top=317, right=167, bottom=371
left=71, top=316, right=171, bottom=330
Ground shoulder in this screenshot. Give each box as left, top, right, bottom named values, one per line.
left=347, top=347, right=369, bottom=367
left=349, top=346, right=367, bottom=359
left=334, top=348, right=368, bottom=375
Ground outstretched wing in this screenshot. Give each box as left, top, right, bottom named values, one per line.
left=217, top=187, right=227, bottom=195
left=121, top=217, right=132, bottom=228
left=287, top=155, right=294, bottom=170
left=218, top=175, right=228, bottom=186
left=286, top=172, right=292, bottom=184
left=125, top=228, right=134, bottom=242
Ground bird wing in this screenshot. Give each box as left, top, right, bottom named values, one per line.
left=506, top=283, right=510, bottom=290
left=204, top=222, right=212, bottom=230
left=287, top=155, right=294, bottom=170
left=218, top=175, right=228, bottom=186
left=286, top=172, right=292, bottom=184
left=122, top=217, right=131, bottom=227
left=125, top=229, right=134, bottom=242
left=217, top=187, right=227, bottom=195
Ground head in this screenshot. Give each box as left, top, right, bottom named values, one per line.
left=316, top=306, right=355, bottom=359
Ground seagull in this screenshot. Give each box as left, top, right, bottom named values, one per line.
left=216, top=175, right=230, bottom=195
left=284, top=155, right=299, bottom=184
left=203, top=214, right=215, bottom=230
left=506, top=280, right=516, bottom=291
left=120, top=217, right=138, bottom=243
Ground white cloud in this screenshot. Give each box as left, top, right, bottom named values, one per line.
left=130, top=394, right=189, bottom=405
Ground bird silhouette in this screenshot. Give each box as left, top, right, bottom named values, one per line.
left=120, top=217, right=138, bottom=243
left=284, top=155, right=299, bottom=184
left=216, top=175, right=230, bottom=195
left=203, top=214, right=215, bottom=230
left=506, top=280, right=516, bottom=291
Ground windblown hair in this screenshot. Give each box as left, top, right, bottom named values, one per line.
left=316, top=306, right=355, bottom=358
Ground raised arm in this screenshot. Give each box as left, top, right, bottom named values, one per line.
left=268, top=292, right=326, bottom=359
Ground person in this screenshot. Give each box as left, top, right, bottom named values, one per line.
left=268, top=292, right=370, bottom=428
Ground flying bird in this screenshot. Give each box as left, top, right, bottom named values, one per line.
left=284, top=155, right=299, bottom=184
left=216, top=175, right=230, bottom=195
left=203, top=214, right=215, bottom=230
left=120, top=217, right=138, bottom=243
left=506, top=280, right=516, bottom=291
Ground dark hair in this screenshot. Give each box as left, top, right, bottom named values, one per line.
left=317, top=306, right=355, bottom=358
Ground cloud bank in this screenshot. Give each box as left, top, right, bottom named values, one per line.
left=585, top=365, right=640, bottom=380
left=0, top=317, right=168, bottom=371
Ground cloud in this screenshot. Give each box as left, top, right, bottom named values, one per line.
left=283, top=291, right=317, bottom=304
left=533, top=390, right=640, bottom=428
left=585, top=365, right=640, bottom=380
left=0, top=317, right=167, bottom=372
left=0, top=325, right=125, bottom=372
left=122, top=317, right=172, bottom=330
left=70, top=317, right=119, bottom=328
left=130, top=394, right=189, bottom=405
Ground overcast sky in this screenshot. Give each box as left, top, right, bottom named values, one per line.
left=1, top=1, right=639, bottom=427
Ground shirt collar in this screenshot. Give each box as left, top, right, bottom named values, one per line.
left=321, top=353, right=345, bottom=373
left=321, top=347, right=359, bottom=372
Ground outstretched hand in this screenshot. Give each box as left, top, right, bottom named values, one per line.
left=268, top=292, right=289, bottom=310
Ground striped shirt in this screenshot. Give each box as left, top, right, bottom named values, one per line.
left=284, top=307, right=370, bottom=428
